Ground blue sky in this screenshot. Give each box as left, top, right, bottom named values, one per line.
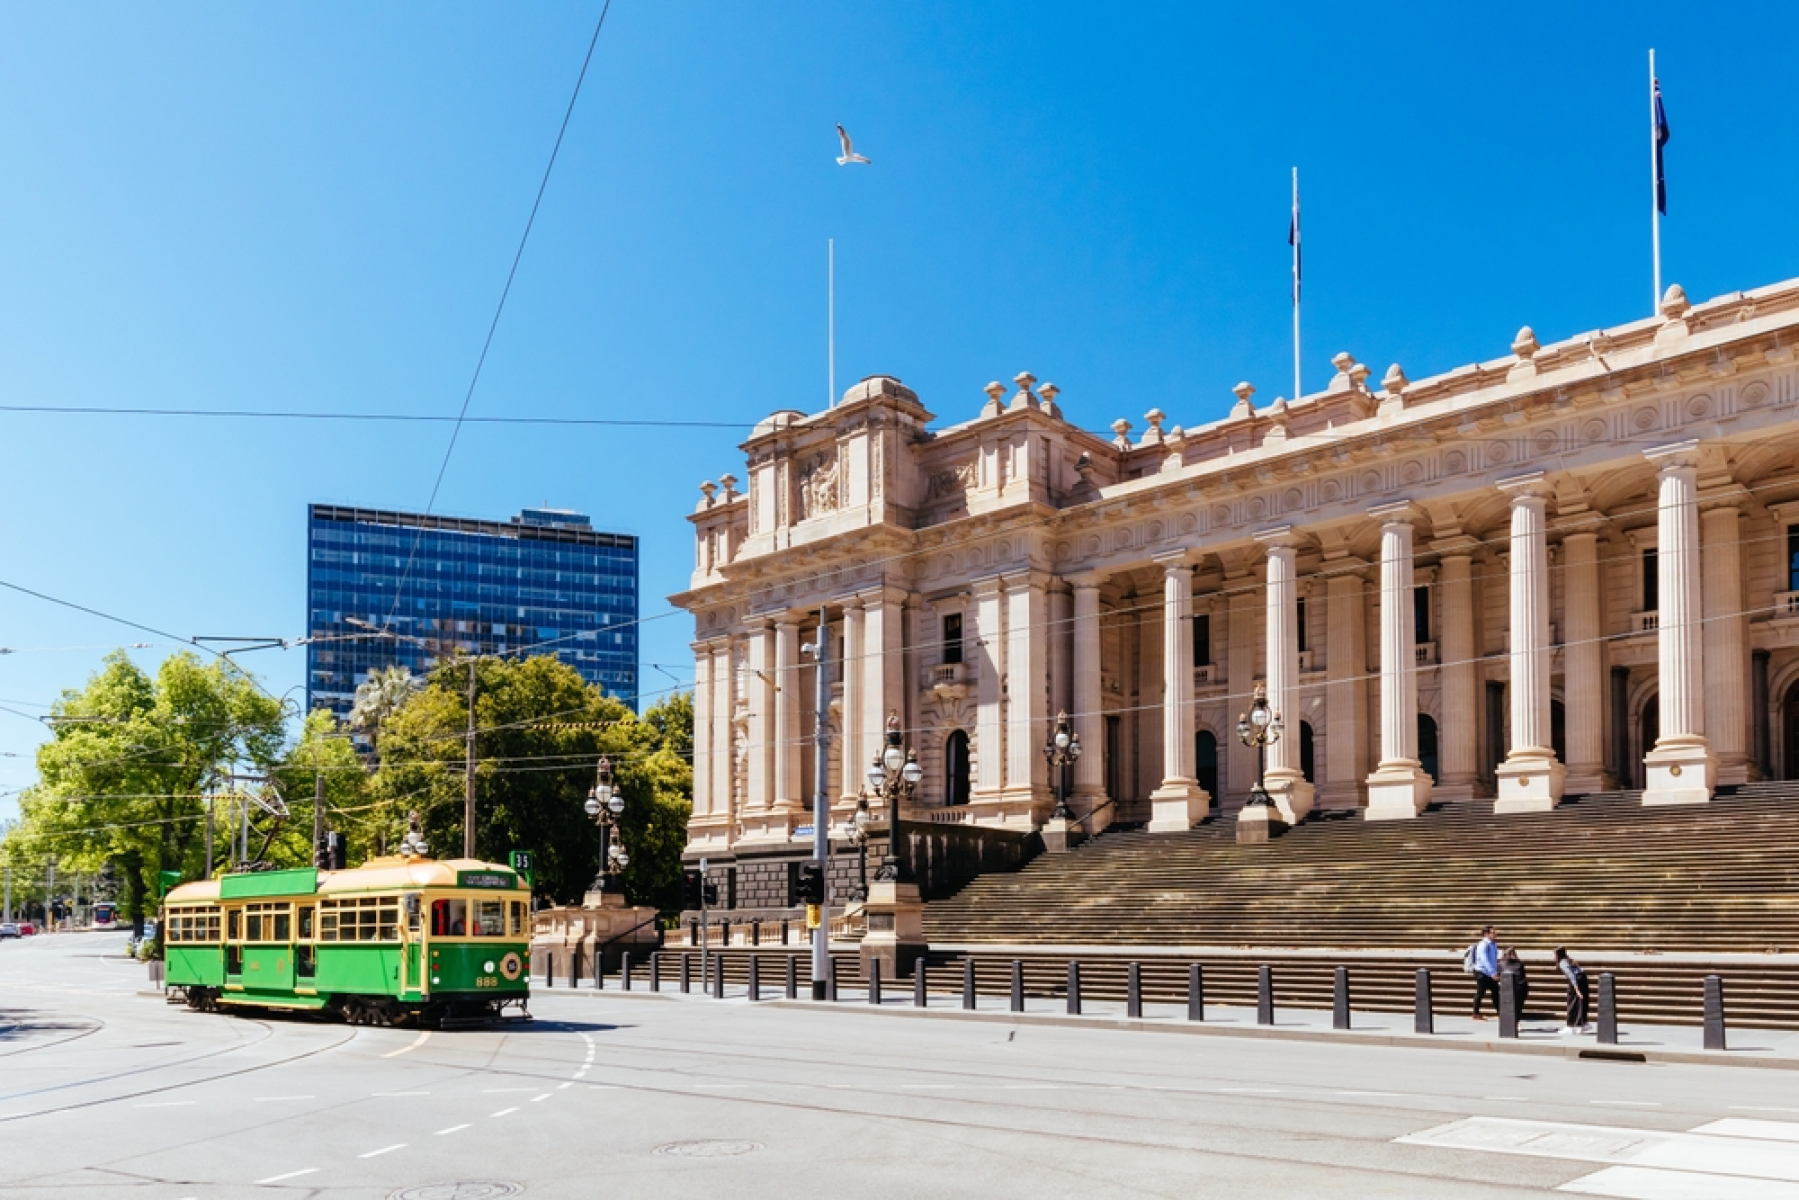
left=2, top=2, right=1796, bottom=820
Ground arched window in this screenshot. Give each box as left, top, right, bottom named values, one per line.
left=1300, top=721, right=1315, bottom=784
left=1418, top=714, right=1439, bottom=784
left=1194, top=730, right=1219, bottom=799
left=944, top=730, right=971, bottom=805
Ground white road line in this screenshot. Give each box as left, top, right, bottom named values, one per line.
left=255, top=1168, right=319, bottom=1184
left=557, top=1082, right=574, bottom=1090
left=1401, top=1116, right=1799, bottom=1190
left=134, top=1101, right=195, bottom=1108
left=359, top=1144, right=407, bottom=1158
left=381, top=1030, right=432, bottom=1059
left=1591, top=1101, right=1663, bottom=1108
left=254, top=1096, right=315, bottom=1102
left=1693, top=1120, right=1799, bottom=1145
left=372, top=1091, right=430, bottom=1097
left=491, top=1107, right=519, bottom=1118
left=435, top=1124, right=471, bottom=1136
left=483, top=1088, right=535, bottom=1093
left=900, top=1084, right=955, bottom=1089
left=1558, top=1164, right=1799, bottom=1197
left=530, top=1093, right=551, bottom=1103
left=1486, top=1096, right=1531, bottom=1102
left=1219, top=1087, right=1283, bottom=1093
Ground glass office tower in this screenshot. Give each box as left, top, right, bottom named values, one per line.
left=306, top=504, right=638, bottom=719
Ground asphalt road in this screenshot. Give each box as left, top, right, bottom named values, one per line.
left=4, top=932, right=1799, bottom=1199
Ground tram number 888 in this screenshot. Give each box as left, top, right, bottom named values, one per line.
left=474, top=975, right=501, bottom=988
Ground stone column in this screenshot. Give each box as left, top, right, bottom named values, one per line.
left=1560, top=529, right=1610, bottom=794
left=1433, top=542, right=1481, bottom=799
left=1701, top=495, right=1750, bottom=785
left=1004, top=572, right=1050, bottom=816
left=691, top=641, right=713, bottom=818
left=712, top=642, right=734, bottom=824
left=1148, top=553, right=1209, bottom=831
left=971, top=577, right=1006, bottom=800
left=772, top=619, right=801, bottom=811
left=862, top=590, right=905, bottom=794
left=1070, top=576, right=1108, bottom=821
left=839, top=599, right=865, bottom=803
left=1495, top=473, right=1566, bottom=811
left=745, top=621, right=777, bottom=817
left=1364, top=503, right=1432, bottom=819
left=1643, top=441, right=1717, bottom=804
left=1322, top=557, right=1370, bottom=809
left=1256, top=528, right=1314, bottom=823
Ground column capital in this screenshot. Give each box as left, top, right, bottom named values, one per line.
left=1067, top=570, right=1106, bottom=592
left=1644, top=438, right=1702, bottom=473
left=969, top=575, right=1005, bottom=598
left=1497, top=470, right=1552, bottom=502
left=1151, top=548, right=1199, bottom=573
left=1368, top=499, right=1426, bottom=528
left=1428, top=534, right=1481, bottom=557
left=1698, top=484, right=1751, bottom=514
left=1253, top=524, right=1303, bottom=552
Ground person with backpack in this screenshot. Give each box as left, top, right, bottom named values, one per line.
left=1554, top=946, right=1592, bottom=1034
left=1465, top=926, right=1501, bottom=1020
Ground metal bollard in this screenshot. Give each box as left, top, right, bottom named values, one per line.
left=1010, top=960, right=1024, bottom=1013
left=1703, top=975, right=1727, bottom=1051
left=1414, top=968, right=1434, bottom=1035
left=1257, top=965, right=1274, bottom=1026
left=622, top=951, right=632, bottom=991
left=680, top=953, right=691, bottom=994
left=712, top=955, right=725, bottom=1000
left=1066, top=961, right=1082, bottom=1016
left=785, top=954, right=798, bottom=1000
left=870, top=959, right=883, bottom=1005
left=1333, top=966, right=1351, bottom=1030
left=651, top=953, right=661, bottom=993
left=826, top=956, right=839, bottom=1003
left=915, top=965, right=927, bottom=1008
left=963, top=959, right=977, bottom=1010
left=748, top=954, right=760, bottom=1002
left=781, top=919, right=790, bottom=946
left=1188, top=963, right=1205, bottom=1021
left=751, top=921, right=760, bottom=947
left=1498, top=968, right=1519, bottom=1038
left=1127, top=961, right=1142, bottom=1019
left=544, top=951, right=554, bottom=987
left=573, top=950, right=584, bottom=990
left=1597, top=972, right=1617, bottom=1045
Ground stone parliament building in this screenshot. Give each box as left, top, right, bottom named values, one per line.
left=672, top=278, right=1799, bottom=917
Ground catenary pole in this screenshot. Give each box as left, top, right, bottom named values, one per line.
left=465, top=659, right=477, bottom=859
left=313, top=772, right=325, bottom=870
left=811, top=609, right=832, bottom=1000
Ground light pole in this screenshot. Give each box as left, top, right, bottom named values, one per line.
left=865, top=712, right=924, bottom=883
left=841, top=791, right=871, bottom=902
left=1043, top=709, right=1083, bottom=822
left=1236, top=683, right=1284, bottom=810
left=583, top=755, right=628, bottom=895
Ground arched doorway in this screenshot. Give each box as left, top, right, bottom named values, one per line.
left=1299, top=721, right=1315, bottom=783
left=1194, top=730, right=1219, bottom=799
left=1418, top=714, right=1439, bottom=784
left=944, top=730, right=970, bottom=805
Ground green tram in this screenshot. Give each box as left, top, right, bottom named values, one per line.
left=162, top=855, right=532, bottom=1027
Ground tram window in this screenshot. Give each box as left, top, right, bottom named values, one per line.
left=207, top=913, right=220, bottom=941
left=509, top=901, right=524, bottom=937
left=273, top=911, right=291, bottom=942
left=319, top=907, right=339, bottom=942
left=432, top=899, right=468, bottom=937
left=227, top=910, right=240, bottom=940
left=378, top=905, right=399, bottom=942
left=476, top=900, right=505, bottom=937
left=246, top=912, right=264, bottom=942
left=356, top=905, right=379, bottom=941
left=298, top=907, right=313, bottom=940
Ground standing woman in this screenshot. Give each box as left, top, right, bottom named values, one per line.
left=1554, top=947, right=1592, bottom=1034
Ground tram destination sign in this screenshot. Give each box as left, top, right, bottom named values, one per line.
left=457, top=870, right=518, bottom=890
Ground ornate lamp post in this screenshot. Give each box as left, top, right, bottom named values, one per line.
left=864, top=712, right=923, bottom=884
left=582, top=755, right=628, bottom=895
left=1236, top=684, right=1284, bottom=810
left=841, top=791, right=872, bottom=902
left=1043, top=710, right=1083, bottom=821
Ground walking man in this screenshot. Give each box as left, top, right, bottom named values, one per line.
left=1469, top=926, right=1501, bottom=1020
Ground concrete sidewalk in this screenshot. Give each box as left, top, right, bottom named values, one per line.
left=551, top=976, right=1799, bottom=1071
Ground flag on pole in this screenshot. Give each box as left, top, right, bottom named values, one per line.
left=1652, top=76, right=1671, bottom=215
left=1288, top=186, right=1302, bottom=302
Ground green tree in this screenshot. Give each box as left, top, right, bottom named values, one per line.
left=368, top=656, right=691, bottom=906
left=5, top=651, right=285, bottom=931
left=348, top=665, right=419, bottom=755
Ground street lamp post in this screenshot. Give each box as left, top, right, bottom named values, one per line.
left=865, top=712, right=923, bottom=884
left=582, top=755, right=628, bottom=897
left=1043, top=710, right=1083, bottom=822
left=841, top=792, right=871, bottom=902
left=858, top=711, right=928, bottom=980
left=1235, top=683, right=1286, bottom=843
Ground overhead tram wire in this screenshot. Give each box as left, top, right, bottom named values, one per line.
left=384, top=0, right=615, bottom=631
left=0, top=404, right=742, bottom=429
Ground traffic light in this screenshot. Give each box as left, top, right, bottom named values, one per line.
left=682, top=869, right=702, bottom=909
left=795, top=862, right=825, bottom=906
left=324, top=832, right=347, bottom=871
left=702, top=882, right=719, bottom=907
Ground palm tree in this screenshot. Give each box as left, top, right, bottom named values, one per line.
left=348, top=665, right=419, bottom=757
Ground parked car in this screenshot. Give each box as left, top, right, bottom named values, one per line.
left=0, top=922, right=19, bottom=939
left=17, top=922, right=37, bottom=936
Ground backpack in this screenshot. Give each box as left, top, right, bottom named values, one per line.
left=1461, top=944, right=1478, bottom=974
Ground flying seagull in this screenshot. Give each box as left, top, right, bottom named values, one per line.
left=835, top=124, right=870, bottom=166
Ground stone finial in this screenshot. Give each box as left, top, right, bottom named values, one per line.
left=1038, top=382, right=1061, bottom=416
left=718, top=473, right=739, bottom=500
left=1011, top=372, right=1038, bottom=410
left=1382, top=363, right=1409, bottom=395
left=1141, top=408, right=1167, bottom=445
left=1073, top=451, right=1098, bottom=490
left=1512, top=326, right=1540, bottom=358
left=981, top=380, right=1006, bottom=417
left=698, top=480, right=718, bottom=509
left=1111, top=418, right=1133, bottom=450
left=1331, top=351, right=1355, bottom=374
left=1348, top=361, right=1372, bottom=389
left=1262, top=397, right=1291, bottom=446
left=1660, top=283, right=1691, bottom=318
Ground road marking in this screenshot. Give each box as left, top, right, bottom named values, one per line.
left=483, top=1088, right=536, bottom=1093
left=359, top=1144, right=407, bottom=1158
left=557, top=1081, right=574, bottom=1090
left=900, top=1084, right=955, bottom=1089
left=573, top=1069, right=588, bottom=1078
left=1219, top=1087, right=1283, bottom=1093
left=1693, top=1120, right=1799, bottom=1145
left=254, top=1095, right=315, bottom=1102
left=382, top=1030, right=432, bottom=1059
left=255, top=1169, right=319, bottom=1184
left=435, top=1124, right=471, bottom=1136
left=530, top=1093, right=551, bottom=1103
left=1339, top=1091, right=1410, bottom=1097
left=693, top=1083, right=749, bottom=1089
left=1486, top=1096, right=1531, bottom=1102
left=134, top=1101, right=195, bottom=1108
left=1591, top=1101, right=1663, bottom=1108
left=1557, top=1165, right=1799, bottom=1197
left=491, top=1107, right=519, bottom=1118
left=372, top=1091, right=430, bottom=1097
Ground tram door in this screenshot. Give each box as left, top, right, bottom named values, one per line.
left=296, top=903, right=317, bottom=987
left=224, top=905, right=244, bottom=984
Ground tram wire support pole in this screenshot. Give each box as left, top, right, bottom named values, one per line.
left=464, top=658, right=477, bottom=859
left=804, top=610, right=833, bottom=1001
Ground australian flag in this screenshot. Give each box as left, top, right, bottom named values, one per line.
left=1653, top=77, right=1671, bottom=215
left=1289, top=196, right=1301, bottom=303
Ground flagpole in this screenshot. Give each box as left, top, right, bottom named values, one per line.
left=1291, top=167, right=1302, bottom=400
left=828, top=238, right=836, bottom=409
left=1650, top=49, right=1661, bottom=312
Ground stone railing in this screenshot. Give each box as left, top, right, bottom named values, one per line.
left=922, top=662, right=967, bottom=690
left=1415, top=641, right=1438, bottom=666
left=1773, top=591, right=1799, bottom=619
left=1193, top=663, right=1218, bottom=686
left=1630, top=610, right=1660, bottom=634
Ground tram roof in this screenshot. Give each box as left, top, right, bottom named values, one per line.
left=164, top=858, right=523, bottom=904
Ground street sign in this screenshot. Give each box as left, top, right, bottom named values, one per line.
left=795, top=824, right=814, bottom=838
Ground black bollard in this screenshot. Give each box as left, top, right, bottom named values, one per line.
left=680, top=953, right=691, bottom=994
left=826, top=956, right=839, bottom=1002
left=622, top=951, right=633, bottom=991
left=785, top=954, right=798, bottom=1000
left=781, top=919, right=790, bottom=946
left=1127, top=961, right=1142, bottom=1019
left=1010, top=960, right=1024, bottom=1013
left=712, top=955, right=725, bottom=1000
left=963, top=959, right=977, bottom=1010
left=870, top=959, right=883, bottom=1005
left=1257, top=965, right=1274, bottom=1026
left=1333, top=966, right=1351, bottom=1030
left=574, top=949, right=585, bottom=990
left=748, top=954, right=760, bottom=1002
left=1596, top=972, right=1617, bottom=1045
left=1703, top=975, right=1727, bottom=1051
left=1498, top=968, right=1519, bottom=1038
left=690, top=919, right=699, bottom=946
left=1067, top=961, right=1082, bottom=1016
left=751, top=921, right=760, bottom=947
left=915, top=965, right=928, bottom=1008
left=1414, top=968, right=1434, bottom=1035
left=1188, top=963, right=1205, bottom=1022
left=544, top=951, right=554, bottom=988
left=650, top=953, right=661, bottom=993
